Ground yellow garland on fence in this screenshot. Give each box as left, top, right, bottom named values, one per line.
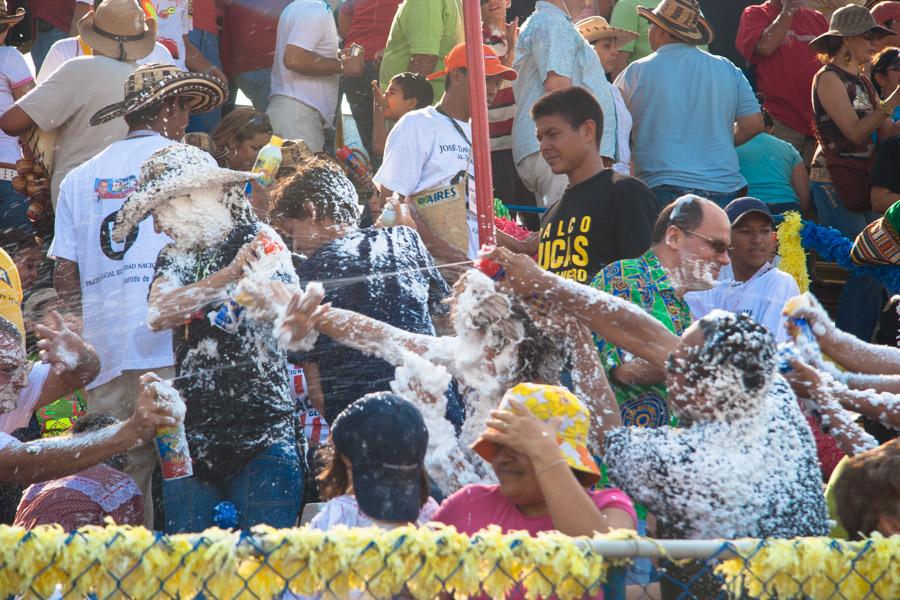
left=716, top=535, right=900, bottom=600
left=0, top=524, right=634, bottom=600
left=776, top=211, right=810, bottom=293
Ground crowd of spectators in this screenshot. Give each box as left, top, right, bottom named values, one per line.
left=1, top=0, right=899, bottom=598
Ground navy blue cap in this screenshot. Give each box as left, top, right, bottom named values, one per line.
left=724, top=197, right=774, bottom=226
left=331, top=392, right=428, bottom=522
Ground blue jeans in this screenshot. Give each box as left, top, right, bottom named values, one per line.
left=162, top=439, right=303, bottom=533
left=0, top=180, right=31, bottom=235
left=235, top=68, right=272, bottom=113
left=186, top=29, right=223, bottom=133
left=811, top=181, right=883, bottom=342
left=30, top=21, right=70, bottom=74
left=651, top=184, right=748, bottom=211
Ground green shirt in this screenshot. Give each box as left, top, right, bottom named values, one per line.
left=590, top=250, right=691, bottom=429
left=379, top=0, right=463, bottom=100
left=610, top=0, right=709, bottom=65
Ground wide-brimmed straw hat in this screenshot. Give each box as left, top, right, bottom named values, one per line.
left=112, top=144, right=258, bottom=243
left=575, top=16, right=638, bottom=49
left=637, top=0, right=714, bottom=46
left=0, top=1, right=25, bottom=26
left=77, top=0, right=157, bottom=62
left=91, top=63, right=226, bottom=126
left=810, top=4, right=894, bottom=51
left=472, top=383, right=601, bottom=485
left=182, top=132, right=228, bottom=165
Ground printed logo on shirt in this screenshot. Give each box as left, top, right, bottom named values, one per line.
left=439, top=143, right=471, bottom=162
left=94, top=176, right=138, bottom=201
left=538, top=215, right=592, bottom=282
left=0, top=268, right=10, bottom=288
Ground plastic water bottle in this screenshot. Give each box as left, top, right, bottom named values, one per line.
left=251, top=135, right=284, bottom=187
left=380, top=195, right=400, bottom=227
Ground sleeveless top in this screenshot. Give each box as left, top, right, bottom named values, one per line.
left=810, top=64, right=878, bottom=183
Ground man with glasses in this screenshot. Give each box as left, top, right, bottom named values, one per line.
left=685, top=197, right=799, bottom=343
left=590, top=194, right=731, bottom=430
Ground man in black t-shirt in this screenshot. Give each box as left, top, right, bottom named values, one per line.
left=498, top=86, right=659, bottom=284
left=871, top=135, right=900, bottom=212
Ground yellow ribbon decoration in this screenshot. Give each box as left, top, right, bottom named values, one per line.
left=776, top=211, right=810, bottom=293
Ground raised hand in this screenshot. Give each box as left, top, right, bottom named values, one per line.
left=35, top=311, right=88, bottom=375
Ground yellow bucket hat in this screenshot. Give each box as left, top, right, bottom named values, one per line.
left=473, top=383, right=600, bottom=485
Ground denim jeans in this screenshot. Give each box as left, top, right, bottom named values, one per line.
left=340, top=60, right=380, bottom=159
left=0, top=180, right=31, bottom=235
left=30, top=21, right=70, bottom=74
left=162, top=439, right=303, bottom=533
left=651, top=184, right=748, bottom=211
left=235, top=68, right=272, bottom=113
left=186, top=29, right=223, bottom=133
left=810, top=181, right=884, bottom=342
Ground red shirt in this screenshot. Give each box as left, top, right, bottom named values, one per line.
left=340, top=0, right=402, bottom=61
left=30, top=0, right=76, bottom=34
left=220, top=0, right=293, bottom=77
left=193, top=0, right=218, bottom=34
left=736, top=2, right=827, bottom=136
left=13, top=464, right=144, bottom=531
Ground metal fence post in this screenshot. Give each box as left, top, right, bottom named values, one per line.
left=603, top=566, right=628, bottom=600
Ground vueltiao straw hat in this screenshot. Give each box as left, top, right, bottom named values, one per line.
left=112, top=144, right=258, bottom=243
left=575, top=16, right=638, bottom=49
left=91, top=63, right=227, bottom=126
left=809, top=4, right=894, bottom=51
left=77, top=0, right=157, bottom=62
left=0, top=1, right=25, bottom=26
left=637, top=0, right=714, bottom=46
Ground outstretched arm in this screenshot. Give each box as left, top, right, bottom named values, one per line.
left=565, top=319, right=621, bottom=449
left=482, top=247, right=679, bottom=368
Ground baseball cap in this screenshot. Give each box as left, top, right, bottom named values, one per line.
left=724, top=197, right=774, bottom=227
left=330, top=393, right=428, bottom=523
left=427, top=43, right=518, bottom=81
left=872, top=2, right=900, bottom=26
left=472, top=383, right=601, bottom=485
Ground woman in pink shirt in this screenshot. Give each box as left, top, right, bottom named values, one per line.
left=432, top=383, right=635, bottom=538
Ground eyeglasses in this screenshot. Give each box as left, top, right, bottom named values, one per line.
left=677, top=226, right=730, bottom=254
left=860, top=30, right=883, bottom=41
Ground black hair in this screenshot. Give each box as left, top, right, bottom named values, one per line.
left=650, top=195, right=705, bottom=244
left=872, top=47, right=900, bottom=97
left=833, top=438, right=900, bottom=540
left=123, top=96, right=189, bottom=128
left=444, top=67, right=467, bottom=91
left=270, top=157, right=360, bottom=225
left=73, top=414, right=127, bottom=471
left=694, top=312, right=776, bottom=394
left=2, top=230, right=41, bottom=257
left=530, top=86, right=604, bottom=149
left=391, top=72, right=434, bottom=108
left=511, top=301, right=566, bottom=383
left=817, top=36, right=846, bottom=62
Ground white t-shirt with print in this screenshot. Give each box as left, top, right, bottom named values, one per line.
left=49, top=133, right=175, bottom=389
left=309, top=494, right=440, bottom=530
left=373, top=105, right=481, bottom=259
left=269, top=0, right=340, bottom=123
left=37, top=37, right=176, bottom=84
left=76, top=0, right=191, bottom=68
left=0, top=362, right=50, bottom=435
left=685, top=263, right=800, bottom=343
left=0, top=47, right=33, bottom=164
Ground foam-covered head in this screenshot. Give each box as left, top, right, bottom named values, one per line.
left=0, top=315, right=27, bottom=414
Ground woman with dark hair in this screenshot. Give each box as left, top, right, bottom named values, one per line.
left=872, top=46, right=900, bottom=118
left=808, top=5, right=900, bottom=341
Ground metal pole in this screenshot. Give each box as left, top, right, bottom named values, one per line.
left=462, top=0, right=496, bottom=248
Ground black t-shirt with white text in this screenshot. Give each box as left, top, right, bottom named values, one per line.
left=537, top=169, right=659, bottom=283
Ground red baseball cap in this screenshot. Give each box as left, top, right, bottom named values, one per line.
left=872, top=1, right=900, bottom=26
left=426, top=43, right=518, bottom=81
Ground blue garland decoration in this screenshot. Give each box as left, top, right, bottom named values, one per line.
left=213, top=501, right=238, bottom=529
left=799, top=220, right=900, bottom=293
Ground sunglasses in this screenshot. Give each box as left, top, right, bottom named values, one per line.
left=677, top=226, right=730, bottom=254
left=247, top=114, right=272, bottom=129
left=860, top=30, right=883, bottom=41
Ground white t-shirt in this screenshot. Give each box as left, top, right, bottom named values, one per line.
left=0, top=47, right=33, bottom=164
left=269, top=0, right=340, bottom=123
left=49, top=133, right=175, bottom=389
left=0, top=362, right=50, bottom=435
left=373, top=105, right=481, bottom=258
left=76, top=0, right=191, bottom=68
left=685, top=263, right=800, bottom=343
left=37, top=37, right=176, bottom=84
left=309, top=494, right=439, bottom=530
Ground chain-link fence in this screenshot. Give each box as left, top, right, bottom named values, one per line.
left=0, top=525, right=896, bottom=599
